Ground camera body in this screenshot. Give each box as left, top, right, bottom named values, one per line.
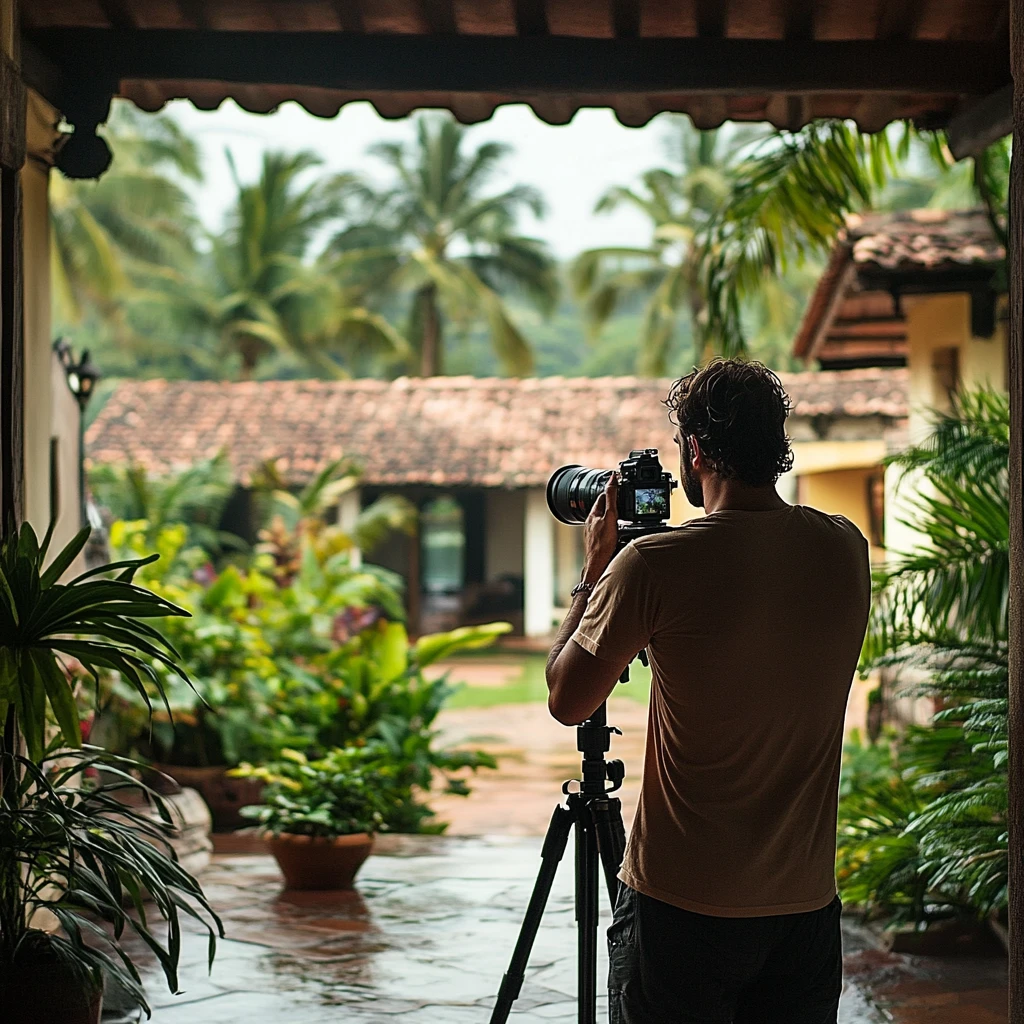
left=616, top=449, right=676, bottom=525
left=546, top=448, right=677, bottom=530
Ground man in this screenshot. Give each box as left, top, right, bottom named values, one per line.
left=545, top=359, right=871, bottom=1024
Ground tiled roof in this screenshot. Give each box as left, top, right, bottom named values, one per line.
left=86, top=371, right=909, bottom=489
left=794, top=209, right=1005, bottom=362
left=844, top=209, right=1005, bottom=272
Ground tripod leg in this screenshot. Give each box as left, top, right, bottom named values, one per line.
left=576, top=798, right=599, bottom=1024
left=591, top=795, right=627, bottom=907
left=489, top=802, right=575, bottom=1024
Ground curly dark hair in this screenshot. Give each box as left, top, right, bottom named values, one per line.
left=665, top=359, right=794, bottom=487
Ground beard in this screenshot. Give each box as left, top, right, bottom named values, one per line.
left=681, top=441, right=704, bottom=508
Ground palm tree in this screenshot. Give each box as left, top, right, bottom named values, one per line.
left=89, top=451, right=243, bottom=557
left=572, top=120, right=762, bottom=374
left=840, top=388, right=1010, bottom=922
left=331, top=115, right=559, bottom=376
left=696, top=122, right=1008, bottom=357
left=50, top=100, right=202, bottom=329
left=149, top=151, right=407, bottom=379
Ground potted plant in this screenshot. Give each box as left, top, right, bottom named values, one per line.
left=233, top=746, right=402, bottom=890
left=0, top=522, right=223, bottom=1022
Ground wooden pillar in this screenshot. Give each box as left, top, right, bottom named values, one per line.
left=1009, top=3, right=1024, bottom=1021
left=0, top=1, right=25, bottom=532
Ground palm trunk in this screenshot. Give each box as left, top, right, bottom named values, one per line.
left=418, top=285, right=442, bottom=377
left=238, top=336, right=261, bottom=381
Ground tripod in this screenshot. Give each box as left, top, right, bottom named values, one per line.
left=489, top=700, right=627, bottom=1024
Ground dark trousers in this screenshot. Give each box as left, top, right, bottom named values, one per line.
left=608, top=884, right=843, bottom=1024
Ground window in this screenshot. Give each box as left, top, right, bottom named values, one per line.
left=931, top=346, right=960, bottom=408
left=421, top=496, right=465, bottom=595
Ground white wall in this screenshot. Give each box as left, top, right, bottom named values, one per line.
left=337, top=487, right=362, bottom=567
left=523, top=488, right=555, bottom=637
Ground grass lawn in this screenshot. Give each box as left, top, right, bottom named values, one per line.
left=439, top=650, right=653, bottom=709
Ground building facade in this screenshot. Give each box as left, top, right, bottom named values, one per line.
left=88, top=371, right=907, bottom=637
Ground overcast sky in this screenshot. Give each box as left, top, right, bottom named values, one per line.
left=167, top=99, right=680, bottom=259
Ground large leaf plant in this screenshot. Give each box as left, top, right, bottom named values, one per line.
left=0, top=521, right=222, bottom=1014
left=839, top=388, right=1010, bottom=924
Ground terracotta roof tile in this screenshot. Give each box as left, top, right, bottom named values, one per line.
left=844, top=208, right=1004, bottom=272
left=794, top=208, right=1004, bottom=361
left=87, top=370, right=908, bottom=488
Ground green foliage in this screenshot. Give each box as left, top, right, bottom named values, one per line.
left=573, top=119, right=767, bottom=374
left=0, top=521, right=190, bottom=760
left=96, top=520, right=403, bottom=767
left=0, top=745, right=222, bottom=1015
left=697, top=123, right=1009, bottom=358
left=0, top=518, right=220, bottom=1016
left=144, top=150, right=408, bottom=379
left=93, top=519, right=505, bottom=831
left=89, top=451, right=244, bottom=559
left=839, top=388, right=1009, bottom=925
left=233, top=746, right=408, bottom=837
left=331, top=114, right=559, bottom=376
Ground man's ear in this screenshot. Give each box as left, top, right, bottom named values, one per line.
left=688, top=435, right=703, bottom=471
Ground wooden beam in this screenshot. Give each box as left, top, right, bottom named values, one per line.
left=26, top=29, right=1012, bottom=97
left=876, top=0, right=923, bottom=41
left=1008, top=2, right=1024, bottom=1020
left=784, top=0, right=815, bottom=40
left=19, top=37, right=62, bottom=110
left=947, top=84, right=1014, bottom=160
left=0, top=52, right=24, bottom=171
left=695, top=0, right=725, bottom=39
left=419, top=0, right=456, bottom=36
left=176, top=1, right=212, bottom=31
left=611, top=0, right=640, bottom=40
left=96, top=0, right=136, bottom=29
left=514, top=0, right=548, bottom=38
left=329, top=0, right=364, bottom=33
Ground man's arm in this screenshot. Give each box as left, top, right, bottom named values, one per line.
left=546, top=473, right=633, bottom=725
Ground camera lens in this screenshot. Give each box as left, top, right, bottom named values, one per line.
left=546, top=465, right=612, bottom=524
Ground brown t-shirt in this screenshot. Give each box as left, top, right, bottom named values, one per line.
left=572, top=505, right=870, bottom=917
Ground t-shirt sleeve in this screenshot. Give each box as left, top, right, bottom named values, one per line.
left=572, top=543, right=659, bottom=663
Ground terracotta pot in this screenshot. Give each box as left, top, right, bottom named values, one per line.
left=2, top=955, right=103, bottom=1024
left=153, top=764, right=264, bottom=832
left=267, top=832, right=375, bottom=890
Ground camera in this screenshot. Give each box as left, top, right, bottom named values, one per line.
left=546, top=449, right=677, bottom=532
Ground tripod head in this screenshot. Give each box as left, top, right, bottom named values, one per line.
left=564, top=701, right=625, bottom=798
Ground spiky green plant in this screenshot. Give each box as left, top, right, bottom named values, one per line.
left=0, top=522, right=220, bottom=1016
left=841, top=388, right=1009, bottom=923
left=0, top=746, right=223, bottom=1015
left=0, top=521, right=191, bottom=760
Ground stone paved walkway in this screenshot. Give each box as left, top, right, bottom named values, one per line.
left=121, top=666, right=1007, bottom=1023
left=116, top=835, right=921, bottom=1024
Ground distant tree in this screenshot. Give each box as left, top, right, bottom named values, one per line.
left=331, top=115, right=559, bottom=376
left=149, top=151, right=407, bottom=379
left=571, top=120, right=765, bottom=374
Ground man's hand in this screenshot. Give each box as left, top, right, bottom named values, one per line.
left=583, top=473, right=619, bottom=584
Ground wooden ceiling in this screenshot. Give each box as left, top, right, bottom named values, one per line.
left=21, top=1, right=1012, bottom=131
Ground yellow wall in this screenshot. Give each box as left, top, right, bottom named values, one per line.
left=799, top=466, right=876, bottom=546
left=887, top=292, right=1008, bottom=557
left=905, top=292, right=1006, bottom=442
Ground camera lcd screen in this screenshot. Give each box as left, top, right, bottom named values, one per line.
left=634, top=487, right=669, bottom=518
